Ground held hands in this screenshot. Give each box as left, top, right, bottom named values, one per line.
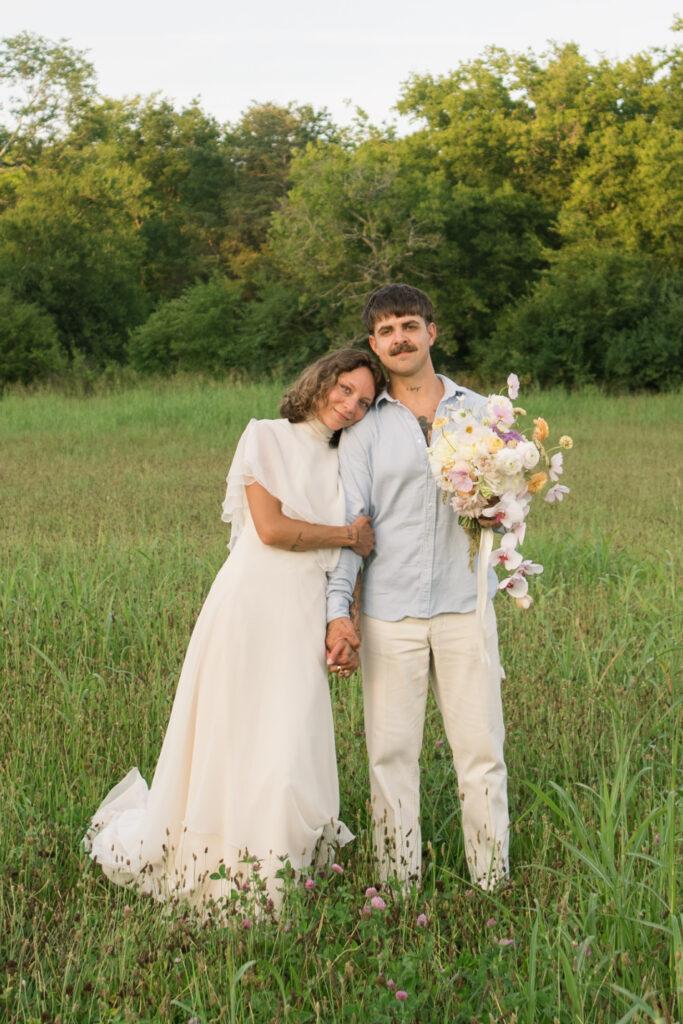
left=348, top=515, right=375, bottom=557
left=326, top=617, right=360, bottom=678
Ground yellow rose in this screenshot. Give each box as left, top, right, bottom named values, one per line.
left=526, top=471, right=548, bottom=493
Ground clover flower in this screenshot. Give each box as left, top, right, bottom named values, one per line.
left=416, top=913, right=429, bottom=927
left=331, top=863, right=344, bottom=874
left=365, top=886, right=378, bottom=897
left=396, top=990, right=408, bottom=1001
left=304, top=878, right=315, bottom=890
left=370, top=895, right=387, bottom=910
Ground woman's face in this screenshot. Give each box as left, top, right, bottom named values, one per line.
left=316, top=366, right=377, bottom=430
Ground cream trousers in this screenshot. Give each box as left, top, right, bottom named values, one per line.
left=360, top=603, right=509, bottom=889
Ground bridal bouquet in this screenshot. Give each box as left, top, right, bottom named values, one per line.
left=428, top=373, right=573, bottom=609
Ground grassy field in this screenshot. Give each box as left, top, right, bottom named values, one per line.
left=0, top=379, right=680, bottom=1023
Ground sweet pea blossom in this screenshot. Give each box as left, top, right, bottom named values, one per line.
left=507, top=373, right=520, bottom=399
left=545, top=484, right=570, bottom=503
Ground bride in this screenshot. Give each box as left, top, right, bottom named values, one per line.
left=84, top=349, right=384, bottom=914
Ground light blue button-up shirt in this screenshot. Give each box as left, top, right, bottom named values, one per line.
left=326, top=375, right=498, bottom=623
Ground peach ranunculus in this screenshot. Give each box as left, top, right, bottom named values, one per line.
left=526, top=471, right=548, bottom=494
left=533, top=417, right=549, bottom=443
left=486, top=434, right=504, bottom=453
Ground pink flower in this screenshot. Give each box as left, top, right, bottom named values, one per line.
left=435, top=739, right=444, bottom=747
left=465, top=888, right=474, bottom=899
left=370, top=895, right=387, bottom=910
left=447, top=466, right=474, bottom=492
left=331, top=863, right=344, bottom=874
left=365, top=886, right=378, bottom=897
left=486, top=917, right=497, bottom=927
left=545, top=484, right=570, bottom=503
left=507, top=373, right=520, bottom=400
left=416, top=913, right=429, bottom=927
left=387, top=979, right=396, bottom=990
left=242, top=918, right=252, bottom=930
left=396, top=990, right=408, bottom=1001
left=361, top=905, right=372, bottom=918
left=498, top=937, right=514, bottom=946
left=304, top=878, right=315, bottom=890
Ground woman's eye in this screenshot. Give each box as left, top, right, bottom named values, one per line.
left=341, top=385, right=351, bottom=393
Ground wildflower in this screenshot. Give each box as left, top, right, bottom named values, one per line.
left=559, top=435, right=573, bottom=449
left=396, top=990, right=409, bottom=1001
left=498, top=937, right=514, bottom=946
left=507, top=373, right=520, bottom=400
left=331, top=863, right=344, bottom=874
left=242, top=918, right=252, bottom=930
left=654, top=833, right=660, bottom=844
left=370, top=895, right=387, bottom=910
left=545, top=484, right=570, bottom=503
left=435, top=739, right=444, bottom=747
left=486, top=917, right=497, bottom=927
left=304, top=878, right=315, bottom=890
left=387, top=979, right=397, bottom=990
left=361, top=905, right=372, bottom=918
left=416, top=913, right=429, bottom=927
left=123, top=905, right=133, bottom=916
left=533, top=417, right=549, bottom=443
left=465, top=888, right=474, bottom=899
left=365, top=886, right=378, bottom=897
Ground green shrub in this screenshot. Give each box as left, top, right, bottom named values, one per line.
left=0, top=289, right=65, bottom=386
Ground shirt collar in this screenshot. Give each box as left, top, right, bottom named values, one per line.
left=376, top=374, right=461, bottom=406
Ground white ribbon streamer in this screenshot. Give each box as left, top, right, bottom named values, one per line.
left=476, top=528, right=494, bottom=664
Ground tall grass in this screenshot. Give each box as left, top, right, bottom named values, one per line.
left=1, top=380, right=680, bottom=1022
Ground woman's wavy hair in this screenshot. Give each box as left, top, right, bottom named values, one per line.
left=280, top=348, right=385, bottom=424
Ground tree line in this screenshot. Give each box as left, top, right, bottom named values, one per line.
left=1, top=27, right=681, bottom=390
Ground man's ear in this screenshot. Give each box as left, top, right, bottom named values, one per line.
left=428, top=322, right=437, bottom=346
left=368, top=335, right=378, bottom=354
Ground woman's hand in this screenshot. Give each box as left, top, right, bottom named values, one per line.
left=348, top=515, right=374, bottom=557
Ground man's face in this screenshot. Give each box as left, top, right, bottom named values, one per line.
left=368, top=313, right=436, bottom=376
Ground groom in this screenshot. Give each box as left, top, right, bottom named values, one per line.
left=326, top=283, right=509, bottom=889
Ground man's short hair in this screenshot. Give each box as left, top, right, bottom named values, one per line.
left=363, top=283, right=435, bottom=334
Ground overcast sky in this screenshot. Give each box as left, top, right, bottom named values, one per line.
left=4, top=1, right=681, bottom=129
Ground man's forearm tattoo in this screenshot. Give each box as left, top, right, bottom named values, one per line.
left=417, top=415, right=432, bottom=444
left=346, top=526, right=358, bottom=545
left=290, top=531, right=305, bottom=551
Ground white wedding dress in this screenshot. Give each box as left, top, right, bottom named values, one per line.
left=84, top=417, right=352, bottom=911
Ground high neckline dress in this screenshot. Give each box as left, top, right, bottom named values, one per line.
left=84, top=417, right=353, bottom=914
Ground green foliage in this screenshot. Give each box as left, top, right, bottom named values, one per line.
left=482, top=250, right=683, bottom=389
left=0, top=288, right=64, bottom=384
left=1, top=31, right=682, bottom=389
left=0, top=150, right=149, bottom=364
left=128, top=277, right=245, bottom=373
left=0, top=31, right=96, bottom=167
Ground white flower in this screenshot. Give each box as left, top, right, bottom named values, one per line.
left=494, top=448, right=524, bottom=476
left=549, top=452, right=563, bottom=481
left=518, top=441, right=540, bottom=470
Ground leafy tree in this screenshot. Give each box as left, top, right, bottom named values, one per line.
left=222, top=102, right=340, bottom=278
left=0, top=148, right=149, bottom=362
left=0, top=31, right=96, bottom=169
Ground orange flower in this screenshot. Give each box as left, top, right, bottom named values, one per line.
left=526, top=471, right=548, bottom=493
left=533, top=417, right=549, bottom=443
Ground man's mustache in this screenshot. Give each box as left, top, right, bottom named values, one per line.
left=389, top=342, right=417, bottom=356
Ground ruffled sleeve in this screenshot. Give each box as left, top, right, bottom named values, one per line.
left=221, top=418, right=344, bottom=553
